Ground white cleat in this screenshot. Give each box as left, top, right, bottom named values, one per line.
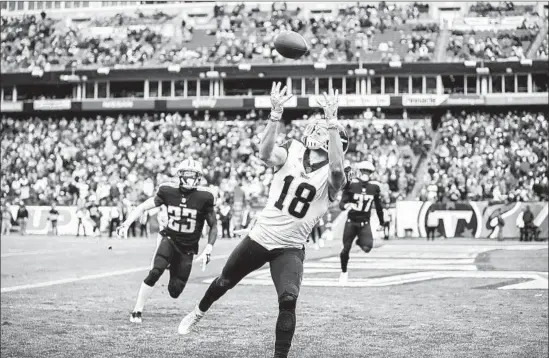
left=318, top=238, right=325, bottom=248
left=339, top=272, right=348, bottom=284
left=178, top=307, right=205, bottom=335
left=130, top=311, right=142, bottom=323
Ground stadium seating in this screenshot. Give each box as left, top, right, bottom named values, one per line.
left=1, top=2, right=441, bottom=72
left=0, top=113, right=427, bottom=207
left=420, top=111, right=549, bottom=202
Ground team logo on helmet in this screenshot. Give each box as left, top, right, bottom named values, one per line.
left=301, top=121, right=349, bottom=153
left=176, top=158, right=203, bottom=190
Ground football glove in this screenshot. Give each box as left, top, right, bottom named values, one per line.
left=116, top=224, right=129, bottom=240
left=315, top=88, right=339, bottom=120
left=194, top=244, right=213, bottom=271
left=270, top=81, right=293, bottom=114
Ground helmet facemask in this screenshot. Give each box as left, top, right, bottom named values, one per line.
left=178, top=170, right=201, bottom=190
left=302, top=121, right=349, bottom=153
left=359, top=169, right=373, bottom=182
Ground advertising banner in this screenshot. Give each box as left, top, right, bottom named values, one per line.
left=33, top=99, right=72, bottom=111
left=395, top=201, right=548, bottom=239
left=402, top=95, right=449, bottom=107
left=7, top=206, right=162, bottom=236
left=165, top=97, right=244, bottom=109
left=484, top=93, right=548, bottom=106
left=308, top=94, right=390, bottom=108
left=445, top=94, right=485, bottom=106
left=0, top=101, right=23, bottom=112
left=255, top=95, right=298, bottom=109
left=81, top=99, right=155, bottom=111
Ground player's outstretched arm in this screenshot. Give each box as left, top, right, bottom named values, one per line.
left=194, top=204, right=217, bottom=270
left=258, top=82, right=293, bottom=167
left=374, top=191, right=385, bottom=224
left=117, top=197, right=157, bottom=238
left=318, top=89, right=345, bottom=192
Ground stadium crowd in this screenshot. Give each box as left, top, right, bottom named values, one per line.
left=420, top=110, right=549, bottom=203
left=0, top=112, right=427, bottom=209
left=1, top=2, right=440, bottom=72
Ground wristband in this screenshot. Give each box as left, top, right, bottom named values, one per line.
left=270, top=109, right=283, bottom=122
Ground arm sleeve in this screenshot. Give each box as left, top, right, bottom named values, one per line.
left=339, top=189, right=353, bottom=210
left=374, top=186, right=385, bottom=223
left=154, top=186, right=166, bottom=207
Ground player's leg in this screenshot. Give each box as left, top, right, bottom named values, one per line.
left=356, top=222, right=374, bottom=253
left=269, top=248, right=305, bottom=358
left=167, top=250, right=193, bottom=299
left=131, top=235, right=173, bottom=323
left=178, top=236, right=269, bottom=334
left=339, top=220, right=358, bottom=282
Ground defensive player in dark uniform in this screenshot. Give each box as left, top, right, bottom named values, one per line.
left=117, top=158, right=218, bottom=323
left=338, top=161, right=384, bottom=284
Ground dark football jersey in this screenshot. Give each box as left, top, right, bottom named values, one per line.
left=339, top=179, right=384, bottom=223
left=154, top=182, right=215, bottom=251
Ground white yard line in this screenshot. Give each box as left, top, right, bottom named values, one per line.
left=1, top=249, right=77, bottom=258
left=1, top=254, right=229, bottom=293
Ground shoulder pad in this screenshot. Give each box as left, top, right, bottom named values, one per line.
left=158, top=181, right=179, bottom=189
left=196, top=186, right=217, bottom=203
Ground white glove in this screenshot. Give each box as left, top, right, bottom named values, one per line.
left=194, top=244, right=213, bottom=271
left=270, top=81, right=293, bottom=115
left=315, top=88, right=339, bottom=120
left=116, top=224, right=129, bottom=240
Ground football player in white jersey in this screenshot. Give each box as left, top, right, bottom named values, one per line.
left=178, top=82, right=348, bottom=358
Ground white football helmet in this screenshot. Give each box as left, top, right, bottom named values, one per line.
left=301, top=120, right=349, bottom=153
left=356, top=161, right=375, bottom=182
left=176, top=158, right=203, bottom=190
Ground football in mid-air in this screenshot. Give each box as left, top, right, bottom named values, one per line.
left=274, top=31, right=309, bottom=59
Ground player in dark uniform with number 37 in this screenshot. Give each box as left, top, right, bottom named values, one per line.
left=338, top=160, right=385, bottom=284
left=117, top=158, right=218, bottom=323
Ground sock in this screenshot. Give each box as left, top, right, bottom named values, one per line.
left=133, top=282, right=154, bottom=312
left=194, top=305, right=205, bottom=317
left=274, top=309, right=296, bottom=358
left=340, top=251, right=350, bottom=273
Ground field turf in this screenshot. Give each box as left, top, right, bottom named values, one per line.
left=1, top=234, right=547, bottom=358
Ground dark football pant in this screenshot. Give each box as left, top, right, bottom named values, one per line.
left=198, top=236, right=305, bottom=358
left=340, top=219, right=373, bottom=273
left=143, top=236, right=194, bottom=299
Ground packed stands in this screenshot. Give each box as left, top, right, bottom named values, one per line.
left=420, top=110, right=549, bottom=202
left=1, top=2, right=441, bottom=72
left=0, top=112, right=428, bottom=207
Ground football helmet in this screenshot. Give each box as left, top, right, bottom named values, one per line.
left=301, top=121, right=349, bottom=153
left=356, top=161, right=375, bottom=182
left=176, top=158, right=203, bottom=190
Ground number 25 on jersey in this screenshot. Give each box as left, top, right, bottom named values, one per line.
left=274, top=175, right=317, bottom=219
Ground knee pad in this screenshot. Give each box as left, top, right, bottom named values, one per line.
left=168, top=278, right=187, bottom=299
left=214, top=276, right=235, bottom=291
left=143, top=268, right=163, bottom=286
left=278, top=292, right=298, bottom=310
left=359, top=244, right=372, bottom=253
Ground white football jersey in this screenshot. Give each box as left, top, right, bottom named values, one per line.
left=249, top=140, right=332, bottom=250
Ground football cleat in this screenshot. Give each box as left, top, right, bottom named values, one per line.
left=313, top=242, right=320, bottom=250
left=178, top=306, right=205, bottom=335
left=130, top=311, right=142, bottom=323
left=318, top=238, right=325, bottom=248
left=339, top=272, right=348, bottom=284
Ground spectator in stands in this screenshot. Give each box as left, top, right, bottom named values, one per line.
left=426, top=211, right=438, bottom=241
left=16, top=201, right=29, bottom=235
left=48, top=203, right=59, bottom=236
left=1, top=204, right=13, bottom=236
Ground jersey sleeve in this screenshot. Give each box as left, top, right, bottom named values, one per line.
left=274, top=139, right=293, bottom=173
left=203, top=192, right=216, bottom=214
left=154, top=185, right=167, bottom=207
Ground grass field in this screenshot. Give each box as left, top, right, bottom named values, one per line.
left=1, top=234, right=547, bottom=358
